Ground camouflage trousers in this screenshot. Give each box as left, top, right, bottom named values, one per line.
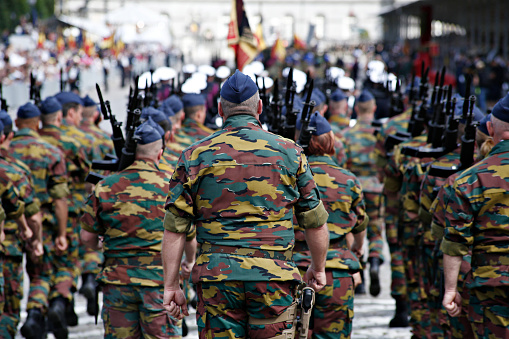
left=0, top=256, right=24, bottom=339
left=78, top=217, right=104, bottom=276
left=27, top=212, right=80, bottom=310
left=102, top=284, right=181, bottom=338
left=364, top=191, right=384, bottom=262
left=196, top=280, right=296, bottom=339
left=468, top=286, right=509, bottom=339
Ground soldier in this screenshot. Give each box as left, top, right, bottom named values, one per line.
left=342, top=90, right=384, bottom=297
left=328, top=88, right=350, bottom=133
left=80, top=120, right=188, bottom=338
left=179, top=93, right=215, bottom=140
left=80, top=95, right=114, bottom=159
left=163, top=70, right=330, bottom=338
left=11, top=103, right=70, bottom=339
left=293, top=112, right=368, bottom=338
left=442, top=94, right=509, bottom=338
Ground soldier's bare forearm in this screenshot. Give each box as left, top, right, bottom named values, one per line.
left=162, top=230, right=186, bottom=289
left=54, top=198, right=68, bottom=237
left=304, top=224, right=329, bottom=271
left=27, top=212, right=43, bottom=242
left=184, top=237, right=197, bottom=264
left=443, top=253, right=462, bottom=293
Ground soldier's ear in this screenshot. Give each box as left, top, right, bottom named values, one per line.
left=218, top=102, right=224, bottom=118
left=487, top=121, right=494, bottom=138
left=257, top=99, right=263, bottom=115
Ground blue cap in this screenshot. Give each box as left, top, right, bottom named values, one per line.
left=356, top=90, right=375, bottom=103
left=40, top=97, right=62, bottom=115
left=491, top=93, right=509, bottom=123
left=0, top=118, right=5, bottom=133
left=17, top=103, right=41, bottom=119
left=330, top=89, right=347, bottom=102
left=55, top=92, right=84, bottom=106
left=141, top=107, right=168, bottom=124
left=182, top=93, right=206, bottom=108
left=160, top=102, right=175, bottom=118
left=0, top=110, right=12, bottom=127
left=82, top=95, right=97, bottom=107
left=164, top=95, right=183, bottom=114
left=302, top=112, right=332, bottom=136
left=477, top=113, right=491, bottom=135
left=145, top=116, right=165, bottom=136
left=220, top=69, right=258, bottom=104
left=134, top=119, right=163, bottom=145
left=311, top=89, right=326, bottom=106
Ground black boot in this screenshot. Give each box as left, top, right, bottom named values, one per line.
left=80, top=273, right=98, bottom=316
left=20, top=308, right=46, bottom=339
left=389, top=296, right=409, bottom=327
left=48, top=297, right=68, bottom=339
left=65, top=296, right=79, bottom=327
left=369, top=257, right=381, bottom=297
left=355, top=270, right=366, bottom=295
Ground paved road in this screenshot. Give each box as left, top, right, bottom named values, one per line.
left=14, top=72, right=411, bottom=339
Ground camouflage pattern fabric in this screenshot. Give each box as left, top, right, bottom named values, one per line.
left=373, top=108, right=411, bottom=170
left=329, top=115, right=350, bottom=134
left=165, top=114, right=327, bottom=284
left=468, top=286, right=509, bottom=339
left=102, top=284, right=181, bottom=338
left=80, top=121, right=114, bottom=159
left=196, top=281, right=296, bottom=339
left=0, top=257, right=24, bottom=338
left=179, top=117, right=214, bottom=140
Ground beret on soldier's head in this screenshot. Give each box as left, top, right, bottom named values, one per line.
left=356, top=90, right=375, bottom=103
left=160, top=103, right=175, bottom=118
left=145, top=116, right=166, bottom=137
left=182, top=93, right=206, bottom=108
left=134, top=119, right=163, bottom=145
left=0, top=119, right=5, bottom=133
left=478, top=113, right=491, bottom=136
left=82, top=95, right=97, bottom=107
left=17, top=102, right=41, bottom=119
left=164, top=95, right=183, bottom=114
left=55, top=91, right=83, bottom=106
left=491, top=93, right=509, bottom=123
left=311, top=89, right=326, bottom=106
left=330, top=89, right=347, bottom=102
left=0, top=110, right=12, bottom=127
left=310, top=112, right=332, bottom=136
left=220, top=69, right=258, bottom=104
left=40, top=97, right=62, bottom=115
left=141, top=107, right=168, bottom=124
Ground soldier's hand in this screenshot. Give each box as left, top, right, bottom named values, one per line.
left=55, top=235, right=68, bottom=253
left=163, top=288, right=189, bottom=319
left=19, top=225, right=34, bottom=241
left=352, top=272, right=362, bottom=287
left=443, top=290, right=462, bottom=317
left=0, top=229, right=4, bottom=243
left=303, top=266, right=327, bottom=292
left=180, top=259, right=195, bottom=280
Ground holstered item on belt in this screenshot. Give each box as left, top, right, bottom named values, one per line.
left=249, top=302, right=298, bottom=339
left=298, top=287, right=315, bottom=339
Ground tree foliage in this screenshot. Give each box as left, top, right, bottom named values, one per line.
left=0, top=0, right=55, bottom=32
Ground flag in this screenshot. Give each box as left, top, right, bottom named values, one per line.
left=293, top=33, right=306, bottom=50
left=56, top=36, right=65, bottom=54
left=227, top=0, right=258, bottom=71
left=68, top=34, right=76, bottom=50
left=83, top=33, right=94, bottom=57
left=37, top=32, right=46, bottom=49
left=254, top=20, right=266, bottom=51
left=271, top=38, right=286, bottom=62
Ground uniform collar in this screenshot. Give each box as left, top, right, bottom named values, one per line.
left=223, top=114, right=262, bottom=129
left=488, top=139, right=509, bottom=156
left=128, top=159, right=160, bottom=171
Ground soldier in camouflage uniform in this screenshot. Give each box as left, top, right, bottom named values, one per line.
left=294, top=112, right=368, bottom=338
left=179, top=93, right=215, bottom=141
left=342, top=90, right=384, bottom=297
left=80, top=95, right=114, bottom=159
left=442, top=95, right=509, bottom=338
left=163, top=70, right=329, bottom=338
left=328, top=88, right=350, bottom=133
left=80, top=120, right=187, bottom=338
left=11, top=103, right=70, bottom=339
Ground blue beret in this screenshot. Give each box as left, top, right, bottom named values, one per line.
left=311, top=89, right=326, bottom=106
left=0, top=118, right=5, bottom=133
left=182, top=93, right=206, bottom=108
left=145, top=116, right=165, bottom=137
left=160, top=102, right=175, bottom=118
left=0, top=110, right=12, bottom=127
left=141, top=107, right=168, bottom=124
left=310, top=112, right=332, bottom=136
left=82, top=95, right=97, bottom=107
left=134, top=119, right=163, bottom=145
left=220, top=69, right=258, bottom=104
left=164, top=95, right=183, bottom=113
left=491, top=93, right=509, bottom=124
left=477, top=113, right=491, bottom=136
left=356, top=90, right=375, bottom=103
left=330, top=89, right=347, bottom=102
left=17, top=103, right=41, bottom=119
left=54, top=91, right=83, bottom=106
left=40, top=97, right=62, bottom=115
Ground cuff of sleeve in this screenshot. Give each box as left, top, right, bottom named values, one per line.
left=441, top=238, right=469, bottom=256
left=7, top=201, right=25, bottom=220
left=49, top=183, right=71, bottom=200
left=164, top=210, right=192, bottom=233
left=80, top=221, right=99, bottom=234
left=24, top=202, right=41, bottom=218
left=352, top=215, right=369, bottom=234
left=296, top=200, right=329, bottom=229
left=186, top=224, right=196, bottom=241
left=418, top=206, right=432, bottom=226
left=431, top=221, right=444, bottom=240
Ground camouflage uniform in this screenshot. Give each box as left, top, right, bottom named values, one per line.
left=343, top=121, right=384, bottom=264
left=80, top=120, right=114, bottom=159
left=441, top=139, right=509, bottom=338
left=179, top=117, right=214, bottom=140
left=165, top=114, right=328, bottom=338
left=80, top=159, right=181, bottom=338
left=0, top=154, right=40, bottom=338
left=294, top=154, right=368, bottom=338
left=10, top=128, right=69, bottom=312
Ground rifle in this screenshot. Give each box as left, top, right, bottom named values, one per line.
left=0, top=84, right=8, bottom=112
left=427, top=67, right=446, bottom=144
left=297, top=79, right=316, bottom=154
left=267, top=78, right=280, bottom=134
left=60, top=68, right=65, bottom=92
left=29, top=72, right=41, bottom=107
left=97, top=83, right=124, bottom=158
left=281, top=68, right=299, bottom=139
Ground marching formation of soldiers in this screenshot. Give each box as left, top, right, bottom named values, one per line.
left=0, top=45, right=509, bottom=339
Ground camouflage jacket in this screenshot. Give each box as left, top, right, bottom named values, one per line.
left=293, top=154, right=368, bottom=272
left=165, top=114, right=328, bottom=283
left=80, top=121, right=114, bottom=159
left=179, top=117, right=214, bottom=140
left=10, top=128, right=69, bottom=205
left=80, top=160, right=172, bottom=287
left=441, top=140, right=509, bottom=288
left=61, top=121, right=101, bottom=162
left=329, top=115, right=350, bottom=134
left=342, top=121, right=379, bottom=179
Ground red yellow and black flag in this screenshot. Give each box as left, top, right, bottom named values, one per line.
left=227, top=0, right=258, bottom=71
